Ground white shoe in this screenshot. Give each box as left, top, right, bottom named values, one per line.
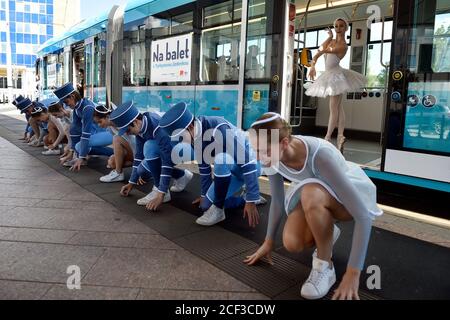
left=301, top=256, right=336, bottom=300
left=27, top=137, right=37, bottom=146
left=313, top=225, right=341, bottom=258
left=100, top=170, right=125, bottom=183
left=42, top=149, right=61, bottom=156
left=170, top=170, right=194, bottom=192
left=137, top=187, right=171, bottom=206
left=44, top=145, right=49, bottom=150
left=196, top=205, right=226, bottom=226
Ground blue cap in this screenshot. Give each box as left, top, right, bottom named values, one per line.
left=110, top=101, right=140, bottom=135
left=54, top=82, right=76, bottom=102
left=39, top=98, right=59, bottom=109
left=17, top=98, right=34, bottom=114
left=159, top=102, right=194, bottom=138
left=13, top=95, right=25, bottom=107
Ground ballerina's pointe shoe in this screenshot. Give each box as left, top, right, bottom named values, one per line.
left=337, top=136, right=346, bottom=154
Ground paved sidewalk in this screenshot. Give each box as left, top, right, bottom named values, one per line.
left=0, top=135, right=267, bottom=300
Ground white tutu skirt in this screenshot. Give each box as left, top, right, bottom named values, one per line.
left=305, top=65, right=367, bottom=98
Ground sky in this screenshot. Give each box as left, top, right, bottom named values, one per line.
left=80, top=0, right=129, bottom=20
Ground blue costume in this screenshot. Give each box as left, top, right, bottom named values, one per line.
left=54, top=83, right=113, bottom=159
left=110, top=102, right=186, bottom=193
left=16, top=98, right=45, bottom=137
left=13, top=96, right=30, bottom=135
left=159, top=102, right=262, bottom=211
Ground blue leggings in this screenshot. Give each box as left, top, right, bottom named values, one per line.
left=136, top=139, right=185, bottom=190
left=172, top=143, right=252, bottom=210
left=75, top=131, right=114, bottom=157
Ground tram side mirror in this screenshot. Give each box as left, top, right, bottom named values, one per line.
left=300, top=49, right=312, bottom=67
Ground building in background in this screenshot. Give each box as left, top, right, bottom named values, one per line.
left=0, top=0, right=80, bottom=102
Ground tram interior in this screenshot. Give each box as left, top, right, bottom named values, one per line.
left=291, top=0, right=394, bottom=170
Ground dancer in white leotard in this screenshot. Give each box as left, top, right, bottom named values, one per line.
left=306, top=18, right=366, bottom=153
left=244, top=113, right=382, bottom=300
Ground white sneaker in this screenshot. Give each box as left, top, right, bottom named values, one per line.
left=42, top=149, right=61, bottom=156
left=196, top=205, right=226, bottom=226
left=27, top=137, right=37, bottom=146
left=137, top=187, right=171, bottom=206
left=100, top=170, right=125, bottom=183
left=170, top=170, right=194, bottom=192
left=313, top=225, right=341, bottom=258
left=301, top=256, right=336, bottom=300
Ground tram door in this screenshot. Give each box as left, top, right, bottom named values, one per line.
left=289, top=0, right=395, bottom=170
left=383, top=0, right=450, bottom=183
left=71, top=42, right=85, bottom=98
left=84, top=35, right=107, bottom=103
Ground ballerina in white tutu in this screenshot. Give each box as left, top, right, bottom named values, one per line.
left=306, top=18, right=367, bottom=153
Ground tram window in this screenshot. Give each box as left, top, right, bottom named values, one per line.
left=366, top=42, right=391, bottom=87
left=171, top=12, right=193, bottom=34
left=244, top=0, right=278, bottom=80
left=432, top=12, right=450, bottom=73
left=200, top=25, right=241, bottom=83
left=248, top=0, right=265, bottom=18
left=46, top=54, right=58, bottom=90
left=366, top=19, right=392, bottom=88
left=55, top=53, right=65, bottom=88
left=203, top=0, right=242, bottom=28
left=369, top=21, right=393, bottom=42
left=94, top=35, right=106, bottom=88
left=123, top=22, right=150, bottom=87
left=147, top=16, right=170, bottom=38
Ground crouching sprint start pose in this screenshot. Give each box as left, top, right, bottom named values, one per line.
left=159, top=102, right=266, bottom=227
left=54, top=82, right=113, bottom=170
left=110, top=101, right=193, bottom=211
left=246, top=112, right=382, bottom=300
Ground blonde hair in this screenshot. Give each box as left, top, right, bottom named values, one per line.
left=250, top=113, right=292, bottom=143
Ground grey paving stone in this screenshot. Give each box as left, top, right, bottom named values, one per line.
left=0, top=177, right=73, bottom=187
left=67, top=231, right=140, bottom=248
left=42, top=284, right=140, bottom=300
left=0, top=207, right=58, bottom=228
left=0, top=227, right=77, bottom=244
left=0, top=280, right=52, bottom=300
left=44, top=210, right=132, bottom=233
left=0, top=197, right=43, bottom=207
left=0, top=242, right=106, bottom=283
left=134, top=234, right=179, bottom=250
left=98, top=192, right=206, bottom=239
left=82, top=248, right=176, bottom=289
left=35, top=199, right=117, bottom=211
left=164, top=250, right=256, bottom=293
left=0, top=206, right=15, bottom=215
left=112, top=218, right=159, bottom=235
left=61, top=191, right=104, bottom=202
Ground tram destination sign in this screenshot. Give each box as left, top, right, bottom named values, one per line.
left=151, top=33, right=193, bottom=83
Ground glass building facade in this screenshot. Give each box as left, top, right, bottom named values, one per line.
left=0, top=0, right=54, bottom=68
